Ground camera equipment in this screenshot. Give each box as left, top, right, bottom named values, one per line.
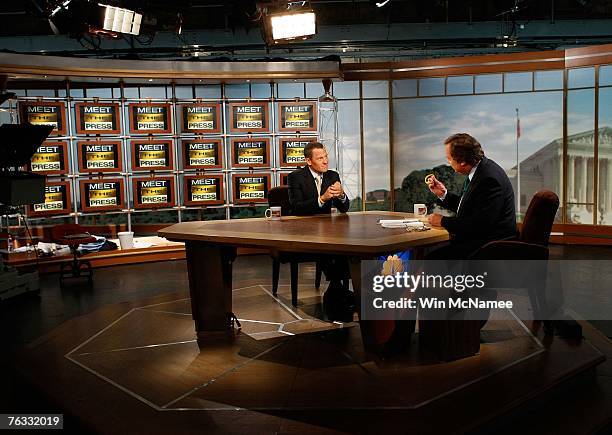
left=0, top=123, right=54, bottom=206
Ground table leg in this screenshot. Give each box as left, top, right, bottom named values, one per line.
left=348, top=256, right=393, bottom=351
left=185, top=242, right=236, bottom=345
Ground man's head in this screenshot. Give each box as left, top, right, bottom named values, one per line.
left=304, top=141, right=328, bottom=174
left=444, top=133, right=484, bottom=175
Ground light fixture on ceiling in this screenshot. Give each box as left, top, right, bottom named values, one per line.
left=99, top=3, right=143, bottom=36
left=262, top=1, right=317, bottom=45
left=375, top=0, right=391, bottom=7
left=50, top=0, right=73, bottom=17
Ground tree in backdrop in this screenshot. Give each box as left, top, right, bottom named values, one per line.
left=394, top=164, right=466, bottom=213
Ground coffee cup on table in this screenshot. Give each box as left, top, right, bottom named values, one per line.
left=413, top=203, right=427, bottom=217
left=265, top=206, right=282, bottom=220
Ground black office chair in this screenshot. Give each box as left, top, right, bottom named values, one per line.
left=268, top=186, right=322, bottom=306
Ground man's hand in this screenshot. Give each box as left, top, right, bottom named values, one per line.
left=426, top=175, right=447, bottom=198
left=320, top=186, right=334, bottom=202
left=329, top=181, right=344, bottom=198
left=427, top=213, right=443, bottom=227
left=321, top=181, right=345, bottom=203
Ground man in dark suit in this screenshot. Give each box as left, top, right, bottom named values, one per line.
left=288, top=141, right=352, bottom=321
left=385, top=133, right=516, bottom=355
left=288, top=142, right=350, bottom=215
left=427, top=133, right=516, bottom=259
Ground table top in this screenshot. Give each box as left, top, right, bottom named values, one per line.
left=159, top=211, right=449, bottom=256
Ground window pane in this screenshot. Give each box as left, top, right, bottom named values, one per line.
left=333, top=81, right=359, bottom=99
left=568, top=67, right=595, bottom=89
left=392, top=79, right=417, bottom=98
left=306, top=82, right=325, bottom=98
left=475, top=74, right=502, bottom=94
left=504, top=72, right=532, bottom=92
left=447, top=76, right=473, bottom=95
left=250, top=83, right=272, bottom=99
left=224, top=84, right=249, bottom=99
left=123, top=87, right=139, bottom=99
left=139, top=86, right=168, bottom=99
left=85, top=88, right=114, bottom=99
left=277, top=82, right=304, bottom=99
left=26, top=89, right=56, bottom=97
left=195, top=85, right=221, bottom=99
left=67, top=88, right=84, bottom=98
left=175, top=86, right=194, bottom=99
left=337, top=100, right=361, bottom=210
left=363, top=100, right=390, bottom=210
left=567, top=88, right=595, bottom=224
left=8, top=89, right=27, bottom=97
left=419, top=78, right=444, bottom=96
left=362, top=81, right=388, bottom=98
left=601, top=65, right=612, bottom=87
left=534, top=70, right=563, bottom=90
left=597, top=87, right=612, bottom=224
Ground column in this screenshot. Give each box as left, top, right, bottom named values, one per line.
left=607, top=158, right=612, bottom=212
left=579, top=155, right=588, bottom=203
left=557, top=152, right=565, bottom=198
left=567, top=155, right=575, bottom=202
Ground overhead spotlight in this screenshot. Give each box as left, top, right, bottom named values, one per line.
left=50, top=0, right=73, bottom=17
left=375, top=0, right=391, bottom=7
left=262, top=1, right=316, bottom=45
left=99, top=3, right=143, bottom=36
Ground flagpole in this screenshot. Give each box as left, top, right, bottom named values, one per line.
left=516, top=108, right=521, bottom=217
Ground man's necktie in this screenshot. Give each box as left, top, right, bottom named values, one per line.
left=457, top=177, right=470, bottom=212
left=461, top=177, right=470, bottom=196
left=315, top=175, right=322, bottom=196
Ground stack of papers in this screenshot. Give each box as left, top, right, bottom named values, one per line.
left=378, top=218, right=425, bottom=229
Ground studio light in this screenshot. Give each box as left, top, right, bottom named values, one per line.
left=263, top=2, right=317, bottom=45
left=99, top=3, right=142, bottom=36
left=375, top=0, right=391, bottom=7
left=270, top=10, right=315, bottom=40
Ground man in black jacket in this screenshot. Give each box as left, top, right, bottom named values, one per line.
left=287, top=142, right=352, bottom=321
left=385, top=133, right=516, bottom=355
left=288, top=142, right=350, bottom=215
left=427, top=133, right=517, bottom=259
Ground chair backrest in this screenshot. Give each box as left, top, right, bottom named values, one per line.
left=51, top=224, right=86, bottom=243
left=268, top=186, right=292, bottom=216
left=519, top=190, right=559, bottom=246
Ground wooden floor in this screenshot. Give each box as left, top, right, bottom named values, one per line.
left=5, top=254, right=612, bottom=435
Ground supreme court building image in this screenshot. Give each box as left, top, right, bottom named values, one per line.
left=1, top=2, right=612, bottom=434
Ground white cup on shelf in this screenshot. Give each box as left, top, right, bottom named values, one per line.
left=117, top=231, right=134, bottom=250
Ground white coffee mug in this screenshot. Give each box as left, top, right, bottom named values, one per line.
left=265, top=206, right=282, bottom=220
left=413, top=203, right=427, bottom=217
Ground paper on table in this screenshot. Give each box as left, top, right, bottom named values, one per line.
left=133, top=240, right=153, bottom=249
left=378, top=218, right=420, bottom=225
left=380, top=220, right=425, bottom=229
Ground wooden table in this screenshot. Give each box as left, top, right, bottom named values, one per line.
left=160, top=211, right=449, bottom=348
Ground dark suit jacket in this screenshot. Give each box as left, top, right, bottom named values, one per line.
left=288, top=166, right=350, bottom=216
left=438, top=156, right=517, bottom=255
